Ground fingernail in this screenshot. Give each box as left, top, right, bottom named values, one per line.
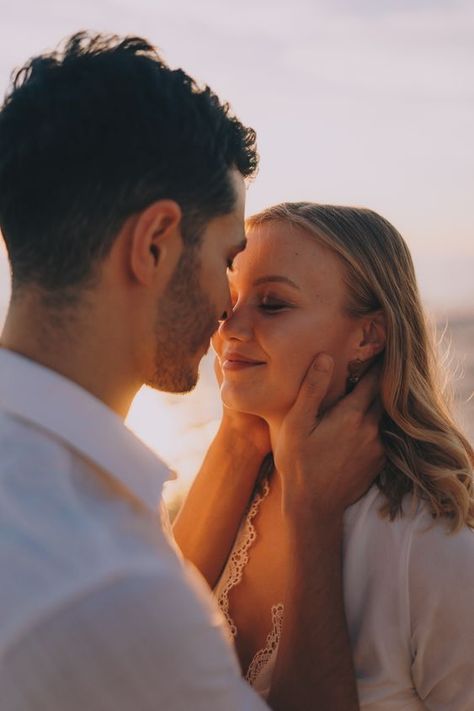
left=313, top=353, right=333, bottom=372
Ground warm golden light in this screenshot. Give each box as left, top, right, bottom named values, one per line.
left=0, top=0, right=472, bottom=493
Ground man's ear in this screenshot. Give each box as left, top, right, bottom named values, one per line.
left=357, top=310, right=386, bottom=361
left=129, top=200, right=184, bottom=290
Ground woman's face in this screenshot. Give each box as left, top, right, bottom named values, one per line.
left=212, top=221, right=366, bottom=423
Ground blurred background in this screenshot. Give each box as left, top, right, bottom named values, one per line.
left=0, top=0, right=473, bottom=507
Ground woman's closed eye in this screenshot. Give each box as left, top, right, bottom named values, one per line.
left=259, top=296, right=291, bottom=314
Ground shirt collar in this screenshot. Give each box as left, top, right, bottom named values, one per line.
left=0, top=347, right=175, bottom=511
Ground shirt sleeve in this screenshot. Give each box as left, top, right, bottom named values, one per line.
left=409, top=521, right=474, bottom=711
left=1, top=572, right=268, bottom=711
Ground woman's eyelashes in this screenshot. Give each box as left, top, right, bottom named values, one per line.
left=258, top=295, right=292, bottom=314
left=228, top=290, right=294, bottom=314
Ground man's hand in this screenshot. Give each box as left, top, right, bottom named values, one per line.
left=274, top=353, right=384, bottom=522
left=269, top=353, right=383, bottom=711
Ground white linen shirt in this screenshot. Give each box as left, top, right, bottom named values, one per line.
left=0, top=347, right=267, bottom=711
left=240, top=484, right=474, bottom=710
left=343, top=487, right=474, bottom=710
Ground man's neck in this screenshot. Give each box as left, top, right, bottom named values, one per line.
left=1, top=293, right=140, bottom=418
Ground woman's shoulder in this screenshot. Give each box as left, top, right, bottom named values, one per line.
left=344, top=484, right=418, bottom=540
left=343, top=483, right=474, bottom=567
left=408, top=502, right=474, bottom=584
left=342, top=484, right=474, bottom=641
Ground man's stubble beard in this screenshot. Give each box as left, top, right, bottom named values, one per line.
left=147, top=244, right=217, bottom=393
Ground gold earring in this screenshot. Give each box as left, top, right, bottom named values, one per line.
left=346, top=358, right=364, bottom=393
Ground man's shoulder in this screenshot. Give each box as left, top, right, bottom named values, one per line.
left=1, top=566, right=266, bottom=711
left=0, top=408, right=72, bottom=472
left=0, top=409, right=180, bottom=653
left=0, top=501, right=184, bottom=658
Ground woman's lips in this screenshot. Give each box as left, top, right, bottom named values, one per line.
left=222, top=357, right=266, bottom=371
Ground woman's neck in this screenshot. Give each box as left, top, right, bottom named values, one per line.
left=268, top=417, right=284, bottom=457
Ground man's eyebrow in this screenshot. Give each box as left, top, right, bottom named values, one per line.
left=252, top=275, right=300, bottom=290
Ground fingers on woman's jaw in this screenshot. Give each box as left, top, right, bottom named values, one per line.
left=311, top=353, right=334, bottom=374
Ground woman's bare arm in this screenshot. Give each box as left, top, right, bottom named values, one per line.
left=173, top=415, right=269, bottom=588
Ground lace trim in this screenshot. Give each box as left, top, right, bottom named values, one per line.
left=216, top=478, right=270, bottom=637
left=216, top=476, right=285, bottom=687
left=245, top=603, right=284, bottom=685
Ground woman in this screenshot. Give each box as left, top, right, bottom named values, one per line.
left=175, top=203, right=474, bottom=709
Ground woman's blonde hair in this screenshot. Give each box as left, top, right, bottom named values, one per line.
left=246, top=203, right=474, bottom=532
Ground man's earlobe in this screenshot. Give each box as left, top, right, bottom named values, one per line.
left=128, top=199, right=182, bottom=287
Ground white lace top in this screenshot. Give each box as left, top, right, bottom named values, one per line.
left=215, top=480, right=474, bottom=709
left=214, top=476, right=284, bottom=696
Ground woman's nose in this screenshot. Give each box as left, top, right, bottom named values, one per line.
left=218, top=304, right=253, bottom=342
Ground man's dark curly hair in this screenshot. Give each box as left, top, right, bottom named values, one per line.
left=0, top=32, right=258, bottom=292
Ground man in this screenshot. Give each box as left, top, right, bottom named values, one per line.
left=0, top=33, right=382, bottom=709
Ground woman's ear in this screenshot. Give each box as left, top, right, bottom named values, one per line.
left=129, top=200, right=184, bottom=290
left=358, top=310, right=386, bottom=360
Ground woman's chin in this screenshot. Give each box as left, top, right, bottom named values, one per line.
left=220, top=383, right=295, bottom=423
left=222, top=397, right=261, bottom=418
left=221, top=383, right=265, bottom=418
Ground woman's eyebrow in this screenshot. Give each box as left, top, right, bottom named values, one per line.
left=252, top=275, right=300, bottom=290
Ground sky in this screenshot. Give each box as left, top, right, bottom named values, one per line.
left=0, top=0, right=473, bottom=312
left=0, top=0, right=473, bottom=494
